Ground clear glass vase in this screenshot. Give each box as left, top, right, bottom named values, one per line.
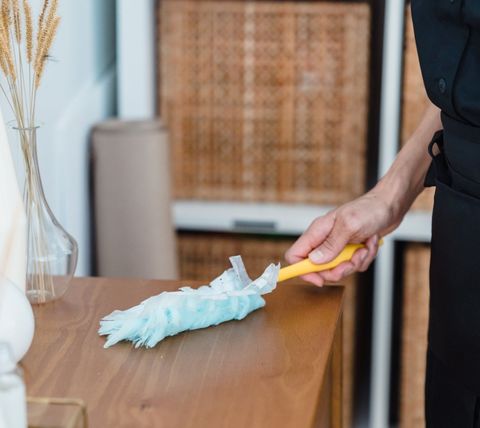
left=17, top=127, right=78, bottom=304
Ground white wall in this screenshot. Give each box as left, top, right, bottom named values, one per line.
left=5, top=0, right=117, bottom=276
left=117, top=0, right=156, bottom=119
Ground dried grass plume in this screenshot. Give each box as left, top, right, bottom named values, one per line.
left=0, top=0, right=61, bottom=127
left=23, top=0, right=32, bottom=63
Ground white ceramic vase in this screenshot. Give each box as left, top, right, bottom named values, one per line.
left=0, top=278, right=34, bottom=362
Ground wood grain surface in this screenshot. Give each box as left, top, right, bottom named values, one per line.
left=23, top=277, right=344, bottom=428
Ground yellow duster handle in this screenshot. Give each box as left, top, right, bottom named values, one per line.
left=277, top=239, right=384, bottom=283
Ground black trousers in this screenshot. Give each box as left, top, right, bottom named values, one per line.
left=425, top=114, right=480, bottom=426
left=426, top=348, right=480, bottom=428
left=425, top=114, right=480, bottom=393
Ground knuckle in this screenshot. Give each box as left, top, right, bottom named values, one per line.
left=322, top=237, right=338, bottom=254
left=326, top=270, right=342, bottom=283
left=284, top=249, right=295, bottom=263
left=311, top=210, right=334, bottom=229
left=311, top=216, right=325, bottom=229
left=352, top=260, right=362, bottom=271
left=340, top=210, right=362, bottom=234
left=359, top=260, right=372, bottom=272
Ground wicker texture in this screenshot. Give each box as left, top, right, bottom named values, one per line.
left=160, top=1, right=371, bottom=204
left=177, top=231, right=358, bottom=427
left=402, top=7, right=434, bottom=211
left=400, top=244, right=431, bottom=428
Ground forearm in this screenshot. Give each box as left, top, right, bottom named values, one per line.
left=374, top=102, right=442, bottom=217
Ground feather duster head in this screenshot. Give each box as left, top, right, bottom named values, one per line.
left=99, top=256, right=280, bottom=349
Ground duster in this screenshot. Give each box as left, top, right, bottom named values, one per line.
left=99, top=256, right=280, bottom=348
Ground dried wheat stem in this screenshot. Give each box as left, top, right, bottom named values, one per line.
left=10, top=0, right=27, bottom=125
left=36, top=0, right=55, bottom=61
left=37, top=0, right=48, bottom=42
left=0, top=3, right=15, bottom=81
left=43, top=0, right=57, bottom=35
left=23, top=0, right=31, bottom=62
left=0, top=27, right=10, bottom=75
left=34, top=15, right=58, bottom=88
left=1, top=0, right=12, bottom=74
left=22, top=0, right=33, bottom=126
left=9, top=77, right=25, bottom=126
left=12, top=0, right=19, bottom=43
left=7, top=26, right=24, bottom=124
left=0, top=55, right=8, bottom=75
left=0, top=31, right=15, bottom=80
left=0, top=81, right=15, bottom=112
left=1, top=0, right=11, bottom=35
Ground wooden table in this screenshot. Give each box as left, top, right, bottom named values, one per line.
left=23, top=277, right=344, bottom=428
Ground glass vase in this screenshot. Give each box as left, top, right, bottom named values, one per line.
left=17, top=127, right=78, bottom=304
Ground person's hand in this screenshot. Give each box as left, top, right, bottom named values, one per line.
left=285, top=189, right=404, bottom=287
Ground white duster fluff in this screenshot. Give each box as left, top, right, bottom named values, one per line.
left=99, top=256, right=280, bottom=348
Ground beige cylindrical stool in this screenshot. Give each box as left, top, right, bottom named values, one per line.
left=92, top=120, right=178, bottom=280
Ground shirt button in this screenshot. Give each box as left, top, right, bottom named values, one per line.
left=438, top=78, right=447, bottom=94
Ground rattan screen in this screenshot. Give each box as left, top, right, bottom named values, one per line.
left=400, top=243, right=430, bottom=428
left=160, top=1, right=371, bottom=205
left=177, top=231, right=359, bottom=427
left=402, top=7, right=434, bottom=211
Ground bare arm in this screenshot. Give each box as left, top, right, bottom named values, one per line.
left=376, top=102, right=441, bottom=232
left=285, top=102, right=441, bottom=286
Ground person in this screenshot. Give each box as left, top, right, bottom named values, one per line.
left=286, top=2, right=480, bottom=426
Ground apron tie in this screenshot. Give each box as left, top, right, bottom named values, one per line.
left=424, top=130, right=450, bottom=188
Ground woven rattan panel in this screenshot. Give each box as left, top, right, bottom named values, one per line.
left=177, top=231, right=358, bottom=427
left=402, top=7, right=434, bottom=211
left=160, top=1, right=370, bottom=205
left=400, top=243, right=430, bottom=428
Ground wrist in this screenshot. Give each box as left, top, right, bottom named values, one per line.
left=372, top=170, right=414, bottom=220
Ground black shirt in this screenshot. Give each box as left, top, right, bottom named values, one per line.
left=412, top=0, right=480, bottom=126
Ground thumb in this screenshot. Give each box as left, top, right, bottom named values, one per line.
left=308, top=224, right=350, bottom=264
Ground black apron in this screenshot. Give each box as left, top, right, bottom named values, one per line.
left=426, top=112, right=480, bottom=393
left=411, top=0, right=480, bottom=402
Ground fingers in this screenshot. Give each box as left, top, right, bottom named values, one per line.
left=299, top=260, right=357, bottom=286
left=316, top=261, right=355, bottom=283
left=285, top=213, right=335, bottom=264
left=321, top=236, right=378, bottom=280
left=297, top=237, right=380, bottom=287
left=349, top=247, right=369, bottom=272
left=300, top=263, right=354, bottom=286
left=300, top=273, right=325, bottom=287
left=308, top=214, right=353, bottom=264
left=358, top=235, right=380, bottom=272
